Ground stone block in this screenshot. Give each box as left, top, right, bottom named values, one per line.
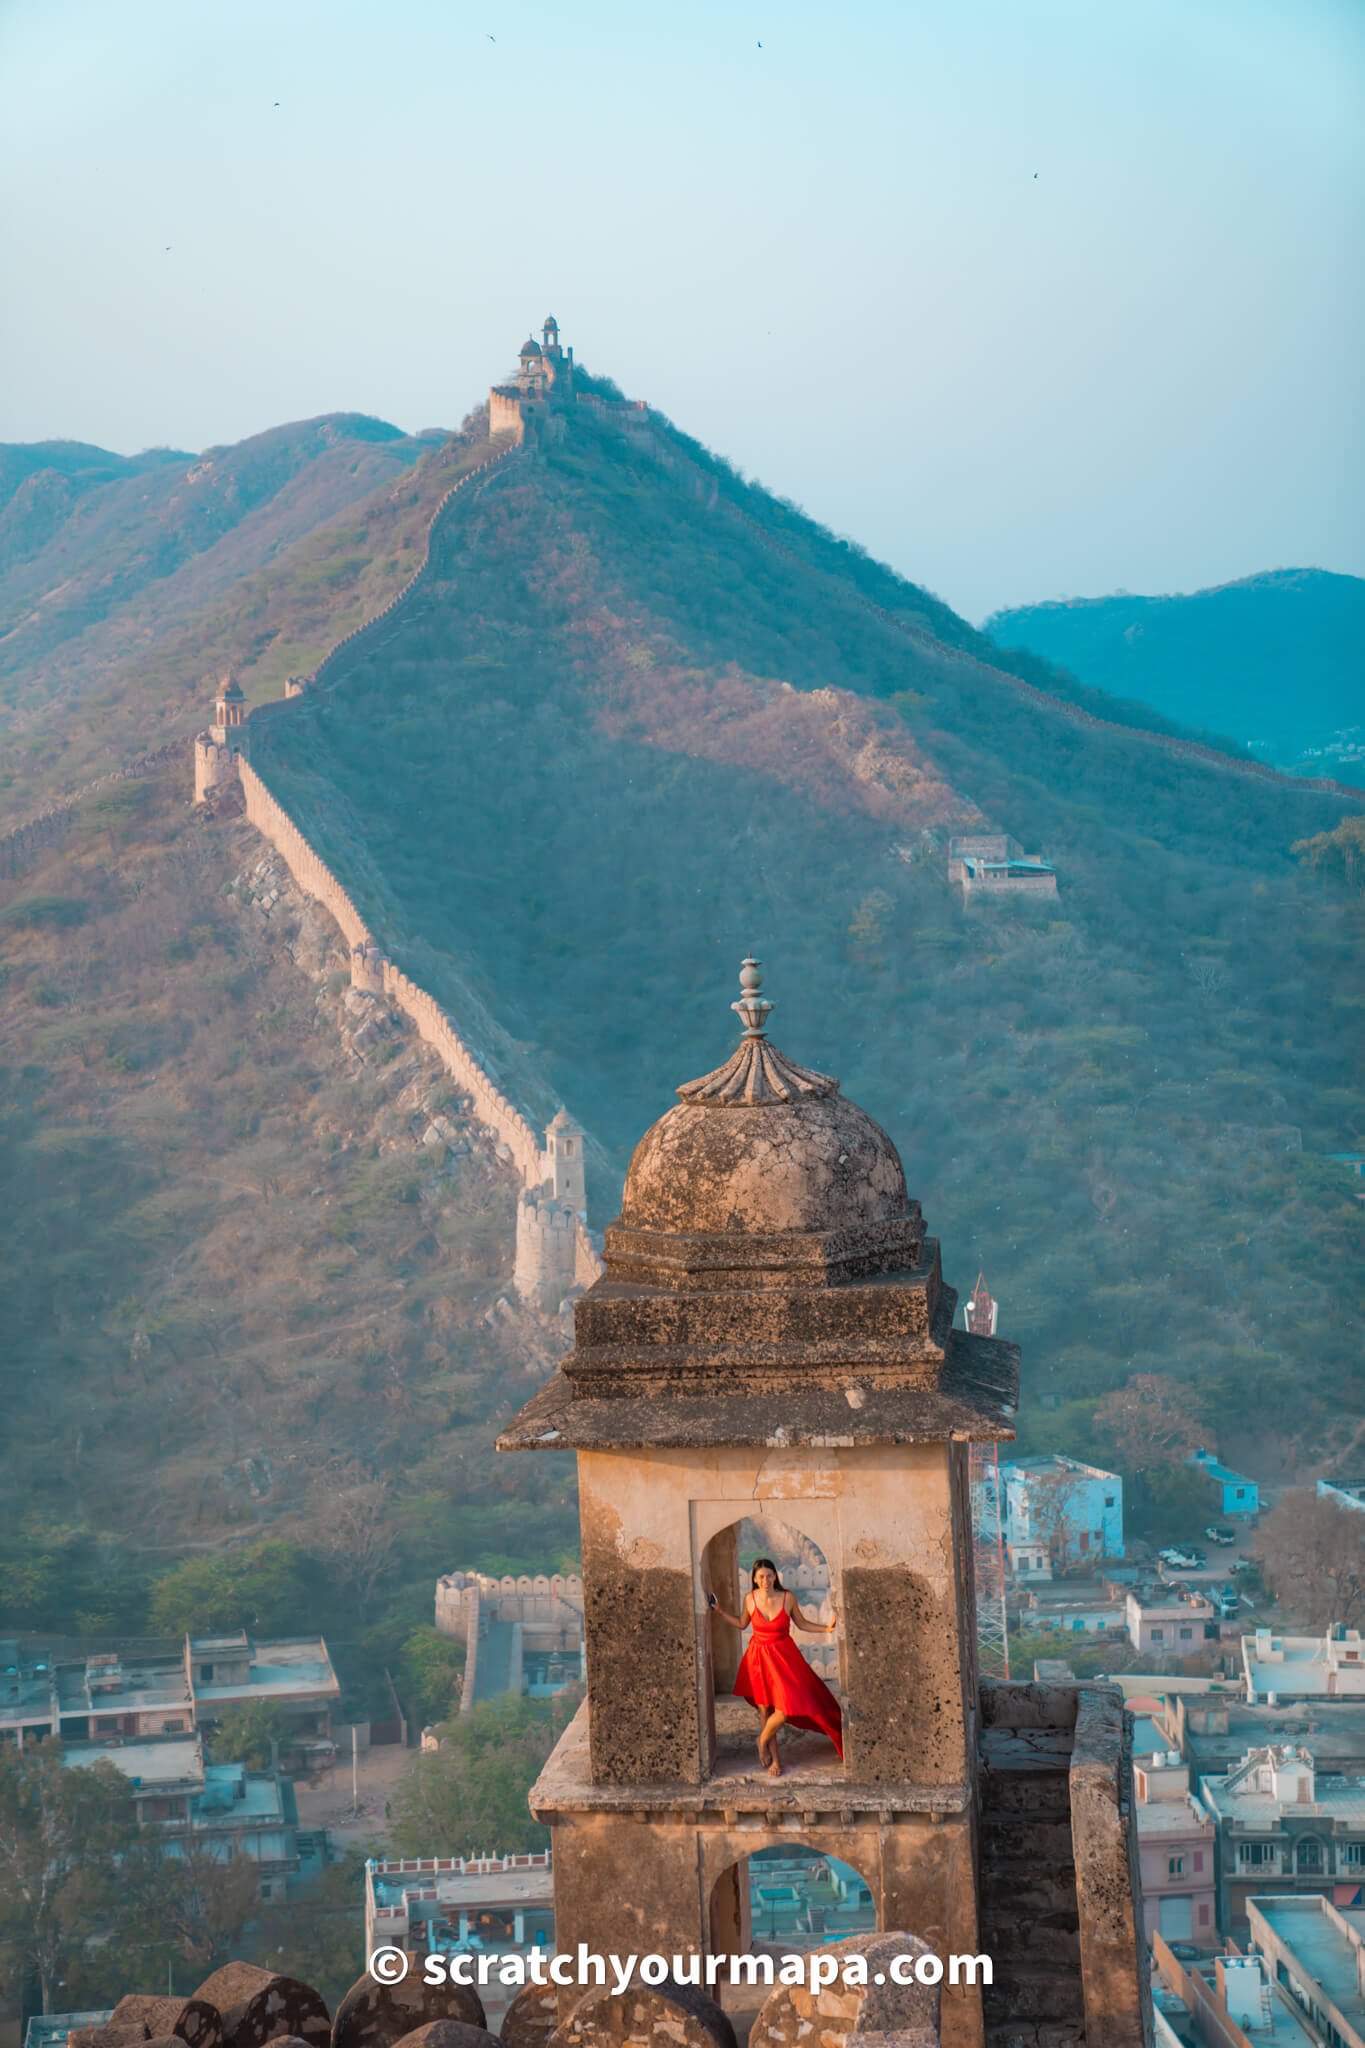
left=193, top=1967, right=329, bottom=2048
left=389, top=2028, right=500, bottom=2048
left=549, top=1982, right=734, bottom=2048
left=111, top=2000, right=221, bottom=2048
left=331, top=1967, right=487, bottom=2048
left=498, top=1985, right=558, bottom=2048
left=748, top=1933, right=939, bottom=2048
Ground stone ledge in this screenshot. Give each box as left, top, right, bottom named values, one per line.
left=530, top=1703, right=972, bottom=1822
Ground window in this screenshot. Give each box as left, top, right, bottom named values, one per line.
left=1105, top=1495, right=1115, bottom=1507
left=1180, top=1628, right=1193, bottom=1641
left=1197, top=1903, right=1209, bottom=1924
left=1152, top=1628, right=1165, bottom=1641
left=1234, top=1489, right=1246, bottom=1500
left=1193, top=1850, right=1203, bottom=1872
left=1168, top=1856, right=1184, bottom=1877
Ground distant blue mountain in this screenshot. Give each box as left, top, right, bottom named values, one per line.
left=987, top=568, right=1365, bottom=787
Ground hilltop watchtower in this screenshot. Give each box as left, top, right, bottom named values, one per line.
left=193, top=670, right=248, bottom=800
left=489, top=316, right=575, bottom=442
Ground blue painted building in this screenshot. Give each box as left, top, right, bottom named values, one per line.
left=1189, top=1448, right=1259, bottom=1517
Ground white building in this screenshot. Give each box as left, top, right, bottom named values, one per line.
left=1243, top=1626, right=1365, bottom=1703
left=1317, top=1479, right=1365, bottom=1515
left=364, top=1853, right=555, bottom=2020
left=999, top=1455, right=1124, bottom=1579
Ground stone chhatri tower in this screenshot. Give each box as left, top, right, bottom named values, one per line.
left=500, top=961, right=1150, bottom=2047
left=193, top=669, right=248, bottom=800
left=514, top=1107, right=589, bottom=1310
left=489, top=316, right=575, bottom=442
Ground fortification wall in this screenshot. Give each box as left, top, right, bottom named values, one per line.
left=1, top=740, right=187, bottom=878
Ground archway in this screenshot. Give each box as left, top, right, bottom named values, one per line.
left=707, top=1841, right=876, bottom=2009
left=699, top=1514, right=840, bottom=1779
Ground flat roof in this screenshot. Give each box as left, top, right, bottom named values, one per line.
left=65, top=1735, right=205, bottom=1790
left=372, top=1866, right=555, bottom=1911
left=1251, top=1897, right=1365, bottom=2024
left=195, top=1639, right=338, bottom=1701
left=1135, top=1797, right=1213, bottom=1840
left=1203, top=1772, right=1365, bottom=1825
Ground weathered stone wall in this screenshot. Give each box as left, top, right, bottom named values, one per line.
left=0, top=740, right=186, bottom=876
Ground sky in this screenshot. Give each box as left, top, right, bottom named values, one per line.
left=1, top=0, right=1361, bottom=621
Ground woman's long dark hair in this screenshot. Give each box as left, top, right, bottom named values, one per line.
left=750, top=1556, right=785, bottom=1591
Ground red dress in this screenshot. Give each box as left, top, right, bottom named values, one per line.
left=734, top=1598, right=844, bottom=1759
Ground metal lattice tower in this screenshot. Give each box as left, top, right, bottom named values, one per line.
left=970, top=1437, right=1010, bottom=1679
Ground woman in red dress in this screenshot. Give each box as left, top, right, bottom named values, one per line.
left=709, top=1558, right=842, bottom=1776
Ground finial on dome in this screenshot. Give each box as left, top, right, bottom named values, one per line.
left=678, top=956, right=838, bottom=1108
left=732, top=957, right=773, bottom=1039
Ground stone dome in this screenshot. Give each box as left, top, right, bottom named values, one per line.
left=604, top=961, right=923, bottom=1290
left=621, top=1092, right=908, bottom=1239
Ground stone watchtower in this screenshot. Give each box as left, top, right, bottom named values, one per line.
left=501, top=963, right=1023, bottom=2043
left=193, top=670, right=248, bottom=800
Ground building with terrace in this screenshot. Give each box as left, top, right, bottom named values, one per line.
left=1244, top=1627, right=1365, bottom=1704
left=947, top=833, right=1058, bottom=900
left=363, top=1854, right=555, bottom=2020
left=1200, top=1746, right=1365, bottom=1936
left=1133, top=1749, right=1218, bottom=1951
left=0, top=1632, right=339, bottom=1766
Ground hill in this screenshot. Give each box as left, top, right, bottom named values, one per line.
left=242, top=396, right=1363, bottom=1476
left=986, top=568, right=1365, bottom=786
left=0, top=413, right=494, bottom=815
left=0, top=765, right=575, bottom=1649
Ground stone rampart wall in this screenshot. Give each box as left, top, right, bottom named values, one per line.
left=0, top=740, right=187, bottom=877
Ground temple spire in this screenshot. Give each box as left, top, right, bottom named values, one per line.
left=677, top=957, right=838, bottom=1108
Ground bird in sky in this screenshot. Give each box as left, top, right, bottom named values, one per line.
left=487, top=32, right=495, bottom=39
left=1033, top=171, right=1038, bottom=178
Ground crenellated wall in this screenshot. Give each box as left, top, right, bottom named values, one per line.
left=1, top=741, right=187, bottom=877
left=236, top=754, right=601, bottom=1292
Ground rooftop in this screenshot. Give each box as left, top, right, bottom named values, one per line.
left=194, top=1637, right=339, bottom=1701
left=64, top=1734, right=205, bottom=1792
left=1249, top=1896, right=1365, bottom=2028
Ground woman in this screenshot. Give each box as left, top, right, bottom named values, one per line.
left=709, top=1557, right=842, bottom=1775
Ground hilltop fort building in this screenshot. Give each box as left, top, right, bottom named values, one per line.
left=489, top=316, right=576, bottom=441
left=499, top=960, right=1150, bottom=2046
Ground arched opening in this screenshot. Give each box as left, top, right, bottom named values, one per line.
left=707, top=1842, right=876, bottom=2009
left=700, top=1514, right=840, bottom=1780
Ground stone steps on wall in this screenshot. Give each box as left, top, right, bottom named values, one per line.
left=976, top=1722, right=1085, bottom=2035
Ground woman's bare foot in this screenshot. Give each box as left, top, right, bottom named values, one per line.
left=757, top=1740, right=770, bottom=1770
left=766, top=1756, right=783, bottom=1777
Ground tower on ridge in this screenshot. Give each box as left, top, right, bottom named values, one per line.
left=194, top=671, right=248, bottom=801
left=489, top=318, right=575, bottom=442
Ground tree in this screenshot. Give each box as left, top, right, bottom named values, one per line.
left=0, top=1742, right=137, bottom=2013
left=314, top=1468, right=398, bottom=1617
left=1096, top=1373, right=1205, bottom=1471
left=1022, top=1468, right=1088, bottom=1570
left=397, top=1626, right=466, bottom=1725
left=205, top=1700, right=296, bottom=1770
left=391, top=1692, right=579, bottom=1856
left=1255, top=1491, right=1365, bottom=1629
left=1292, top=815, right=1365, bottom=892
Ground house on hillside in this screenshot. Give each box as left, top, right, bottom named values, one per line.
left=948, top=832, right=1058, bottom=900
left=1189, top=1447, right=1259, bottom=1517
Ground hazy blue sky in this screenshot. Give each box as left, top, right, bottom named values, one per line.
left=2, top=0, right=1361, bottom=619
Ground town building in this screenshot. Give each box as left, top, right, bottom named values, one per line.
left=364, top=1854, right=554, bottom=2020
left=1199, top=1746, right=1365, bottom=1936
left=1021, top=1579, right=1128, bottom=1637
left=998, top=1453, right=1124, bottom=1578
left=1159, top=1691, right=1365, bottom=1786
left=496, top=958, right=1150, bottom=2043
left=1133, top=1750, right=1219, bottom=1951
left=947, top=833, right=1058, bottom=901
left=1245, top=1895, right=1365, bottom=2047
left=0, top=1633, right=339, bottom=1764
left=1126, top=1586, right=1220, bottom=1657
left=64, top=1734, right=300, bottom=1899
left=1151, top=1940, right=1319, bottom=2048
left=1189, top=1448, right=1260, bottom=1518
left=1244, top=1627, right=1365, bottom=1704
left=962, top=1271, right=997, bottom=1336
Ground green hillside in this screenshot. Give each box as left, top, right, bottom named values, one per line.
left=987, top=568, right=1365, bottom=786
left=246, top=399, right=1364, bottom=1477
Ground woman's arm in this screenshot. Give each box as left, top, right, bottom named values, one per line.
left=786, top=1592, right=837, bottom=1635
left=708, top=1589, right=751, bottom=1631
